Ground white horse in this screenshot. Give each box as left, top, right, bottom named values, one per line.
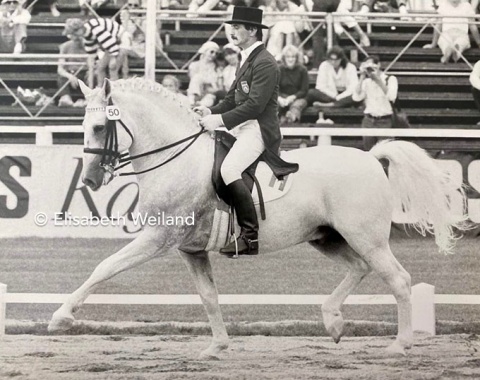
left=48, top=78, right=468, bottom=358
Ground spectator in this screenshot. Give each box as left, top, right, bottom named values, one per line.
left=469, top=59, right=480, bottom=124
left=309, top=0, right=369, bottom=67
left=118, top=0, right=164, bottom=78
left=187, top=41, right=222, bottom=107
left=278, top=44, right=309, bottom=123
left=219, top=42, right=240, bottom=91
left=57, top=18, right=88, bottom=107
left=187, top=0, right=228, bottom=17
left=423, top=0, right=480, bottom=63
left=82, top=17, right=125, bottom=87
left=359, top=0, right=408, bottom=16
left=353, top=55, right=398, bottom=151
left=162, top=74, right=181, bottom=93
left=263, top=0, right=307, bottom=60
left=0, top=0, right=31, bottom=54
left=26, top=0, right=60, bottom=17
left=307, top=46, right=358, bottom=108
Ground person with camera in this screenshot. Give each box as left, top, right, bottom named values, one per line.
left=353, top=55, right=398, bottom=151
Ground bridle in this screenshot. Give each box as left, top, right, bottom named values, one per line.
left=83, top=97, right=207, bottom=177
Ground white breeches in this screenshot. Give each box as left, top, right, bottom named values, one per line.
left=221, top=120, right=265, bottom=185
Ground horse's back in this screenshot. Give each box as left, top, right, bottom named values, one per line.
left=280, top=145, right=393, bottom=224
left=281, top=145, right=386, bottom=180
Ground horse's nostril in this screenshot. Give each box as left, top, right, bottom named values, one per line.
left=83, top=177, right=97, bottom=189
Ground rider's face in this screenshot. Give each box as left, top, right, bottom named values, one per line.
left=229, top=23, right=254, bottom=50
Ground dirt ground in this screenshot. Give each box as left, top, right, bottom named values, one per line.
left=1, top=334, right=479, bottom=380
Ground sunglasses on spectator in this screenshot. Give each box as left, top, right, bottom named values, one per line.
left=127, top=3, right=139, bottom=7
left=5, top=1, right=19, bottom=4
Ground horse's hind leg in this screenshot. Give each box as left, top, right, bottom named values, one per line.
left=48, top=234, right=161, bottom=332
left=344, top=237, right=412, bottom=355
left=310, top=234, right=371, bottom=344
left=178, top=250, right=229, bottom=360
left=364, top=245, right=412, bottom=355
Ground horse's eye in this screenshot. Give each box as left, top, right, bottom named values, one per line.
left=93, top=125, right=105, bottom=133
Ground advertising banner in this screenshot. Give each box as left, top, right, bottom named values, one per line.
left=0, top=145, right=141, bottom=238
left=1, top=145, right=480, bottom=238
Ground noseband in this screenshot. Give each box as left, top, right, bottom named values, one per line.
left=83, top=97, right=207, bottom=177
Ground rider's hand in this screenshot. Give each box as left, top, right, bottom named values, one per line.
left=199, top=114, right=224, bottom=131
left=193, top=105, right=211, bottom=117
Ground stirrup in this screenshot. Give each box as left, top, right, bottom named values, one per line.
left=220, top=233, right=258, bottom=258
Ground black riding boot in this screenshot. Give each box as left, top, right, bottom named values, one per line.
left=220, top=179, right=259, bottom=257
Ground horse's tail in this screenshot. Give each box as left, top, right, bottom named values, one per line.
left=370, top=140, right=470, bottom=254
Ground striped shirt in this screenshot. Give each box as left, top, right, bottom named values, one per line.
left=83, top=18, right=121, bottom=57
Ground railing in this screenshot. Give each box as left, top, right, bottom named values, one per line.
left=2, top=282, right=477, bottom=336
left=2, top=126, right=480, bottom=146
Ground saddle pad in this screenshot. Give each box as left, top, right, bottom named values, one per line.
left=251, top=160, right=294, bottom=205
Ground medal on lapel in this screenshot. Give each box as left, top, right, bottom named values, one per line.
left=241, top=81, right=250, bottom=94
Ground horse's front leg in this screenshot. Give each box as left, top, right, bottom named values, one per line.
left=178, top=250, right=229, bottom=360
left=48, top=233, right=161, bottom=332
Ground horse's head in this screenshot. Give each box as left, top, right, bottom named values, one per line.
left=79, top=79, right=134, bottom=191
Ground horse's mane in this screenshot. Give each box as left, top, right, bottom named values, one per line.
left=110, top=77, right=198, bottom=125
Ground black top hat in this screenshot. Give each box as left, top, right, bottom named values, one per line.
left=224, top=6, right=269, bottom=29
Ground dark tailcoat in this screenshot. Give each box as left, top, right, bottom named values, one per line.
left=210, top=44, right=282, bottom=154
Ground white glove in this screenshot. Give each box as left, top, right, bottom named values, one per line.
left=199, top=114, right=224, bottom=131
left=193, top=105, right=211, bottom=117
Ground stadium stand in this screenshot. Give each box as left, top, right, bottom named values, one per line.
left=0, top=2, right=480, bottom=151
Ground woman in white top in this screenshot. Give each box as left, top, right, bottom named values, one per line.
left=187, top=41, right=222, bottom=107
left=423, top=0, right=480, bottom=63
left=0, top=0, right=31, bottom=54
left=307, top=46, right=359, bottom=108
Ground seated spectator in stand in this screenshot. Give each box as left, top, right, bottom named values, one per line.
left=79, top=0, right=110, bottom=15
left=225, top=0, right=267, bottom=44
left=187, top=41, right=222, bottom=107
left=26, top=0, right=60, bottom=17
left=423, top=0, right=480, bottom=63
left=278, top=44, right=309, bottom=123
left=358, top=0, right=408, bottom=16
left=353, top=55, right=398, bottom=151
left=309, top=0, right=370, bottom=67
left=57, top=18, right=88, bottom=107
left=82, top=17, right=125, bottom=87
left=307, top=46, right=358, bottom=108
left=216, top=42, right=240, bottom=101
left=162, top=74, right=181, bottom=93
left=469, top=59, right=480, bottom=124
left=0, top=0, right=30, bottom=54
left=118, top=0, right=165, bottom=78
left=263, top=0, right=307, bottom=60
left=187, top=0, right=228, bottom=17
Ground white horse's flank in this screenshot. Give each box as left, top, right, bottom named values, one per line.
left=48, top=78, right=468, bottom=358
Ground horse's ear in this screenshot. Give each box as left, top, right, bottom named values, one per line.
left=78, top=80, right=92, bottom=97
left=101, top=78, right=112, bottom=99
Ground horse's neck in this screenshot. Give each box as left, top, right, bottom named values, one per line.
left=114, top=91, right=215, bottom=208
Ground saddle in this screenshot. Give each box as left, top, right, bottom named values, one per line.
left=212, top=131, right=299, bottom=219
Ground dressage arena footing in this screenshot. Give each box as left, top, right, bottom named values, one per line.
left=4, top=319, right=480, bottom=336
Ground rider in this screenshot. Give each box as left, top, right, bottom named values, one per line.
left=195, top=6, right=298, bottom=256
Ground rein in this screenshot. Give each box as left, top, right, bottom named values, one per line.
left=83, top=97, right=207, bottom=177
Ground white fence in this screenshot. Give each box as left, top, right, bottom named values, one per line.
left=2, top=283, right=480, bottom=336
left=4, top=126, right=480, bottom=146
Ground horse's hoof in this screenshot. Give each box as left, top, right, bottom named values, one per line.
left=198, top=341, right=228, bottom=360
left=385, top=340, right=407, bottom=356
left=198, top=351, right=221, bottom=361
left=48, top=311, right=74, bottom=332
left=324, top=313, right=344, bottom=344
